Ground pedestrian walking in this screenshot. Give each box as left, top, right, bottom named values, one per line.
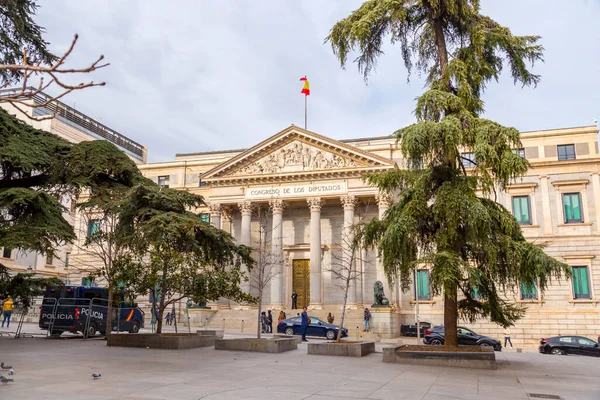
left=291, top=291, right=298, bottom=309
left=267, top=310, right=273, bottom=333
left=1, top=296, right=14, bottom=328
left=363, top=308, right=371, bottom=332
left=503, top=328, right=513, bottom=348
left=278, top=310, right=285, bottom=325
left=327, top=312, right=334, bottom=324
left=301, top=307, right=309, bottom=342
left=165, top=312, right=171, bottom=326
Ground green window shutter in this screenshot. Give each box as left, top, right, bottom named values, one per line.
left=200, top=213, right=210, bottom=223
left=520, top=282, right=537, bottom=300
left=417, top=270, right=430, bottom=300
left=512, top=196, right=531, bottom=225
left=563, top=193, right=583, bottom=223
left=572, top=266, right=590, bottom=299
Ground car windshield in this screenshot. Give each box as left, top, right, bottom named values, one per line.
left=577, top=337, right=595, bottom=346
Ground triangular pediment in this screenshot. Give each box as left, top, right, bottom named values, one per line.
left=201, top=126, right=396, bottom=185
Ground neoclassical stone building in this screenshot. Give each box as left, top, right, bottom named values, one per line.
left=140, top=124, right=600, bottom=347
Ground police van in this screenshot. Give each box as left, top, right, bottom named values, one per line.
left=39, top=285, right=145, bottom=337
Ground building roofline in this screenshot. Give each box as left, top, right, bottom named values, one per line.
left=173, top=125, right=598, bottom=158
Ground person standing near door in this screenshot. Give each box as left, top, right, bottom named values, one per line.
left=291, top=291, right=298, bottom=309
left=1, top=296, right=14, bottom=328
left=267, top=310, right=273, bottom=333
left=301, top=307, right=309, bottom=342
left=503, top=327, right=513, bottom=349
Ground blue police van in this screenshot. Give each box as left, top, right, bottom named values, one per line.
left=39, top=285, right=144, bottom=337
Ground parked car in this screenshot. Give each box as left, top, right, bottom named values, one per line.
left=539, top=336, right=600, bottom=357
left=277, top=316, right=348, bottom=340
left=423, top=326, right=502, bottom=351
left=401, top=322, right=431, bottom=337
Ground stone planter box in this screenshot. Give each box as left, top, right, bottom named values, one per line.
left=308, top=341, right=375, bottom=357
left=383, top=345, right=497, bottom=370
left=107, top=333, right=215, bottom=350
left=215, top=338, right=297, bottom=353
left=272, top=333, right=302, bottom=344
left=196, top=329, right=225, bottom=339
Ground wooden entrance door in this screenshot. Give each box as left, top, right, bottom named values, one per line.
left=292, top=259, right=310, bottom=309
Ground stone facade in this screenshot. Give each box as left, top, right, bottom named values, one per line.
left=139, top=124, right=598, bottom=347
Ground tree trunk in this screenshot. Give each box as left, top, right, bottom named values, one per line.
left=336, top=276, right=351, bottom=342
left=157, top=268, right=168, bottom=334
left=105, top=287, right=113, bottom=340
left=257, top=289, right=262, bottom=339
left=443, top=285, right=458, bottom=348
left=432, top=16, right=450, bottom=91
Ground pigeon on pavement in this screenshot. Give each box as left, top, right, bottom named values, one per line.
left=92, top=373, right=101, bottom=380
left=0, top=362, right=12, bottom=369
left=0, top=376, right=13, bottom=385
left=8, top=369, right=14, bottom=375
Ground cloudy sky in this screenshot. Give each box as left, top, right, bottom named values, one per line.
left=36, top=1, right=600, bottom=163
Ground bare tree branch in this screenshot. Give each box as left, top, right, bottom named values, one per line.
left=0, top=34, right=109, bottom=121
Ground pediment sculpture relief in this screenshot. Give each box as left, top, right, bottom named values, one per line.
left=232, top=141, right=357, bottom=176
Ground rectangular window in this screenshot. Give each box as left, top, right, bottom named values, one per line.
left=520, top=282, right=538, bottom=300
left=472, top=286, right=484, bottom=300
left=81, top=277, right=95, bottom=287
left=87, top=219, right=100, bottom=239
left=562, top=193, right=583, bottom=223
left=46, top=254, right=53, bottom=266
left=461, top=152, right=476, bottom=168
left=2, top=248, right=11, bottom=259
left=158, top=175, right=170, bottom=188
left=513, top=148, right=525, bottom=159
left=416, top=270, right=431, bottom=300
left=512, top=196, right=532, bottom=225
left=199, top=213, right=210, bottom=223
left=557, top=144, right=576, bottom=161
left=572, top=266, right=591, bottom=299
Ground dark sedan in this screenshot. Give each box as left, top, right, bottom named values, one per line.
left=539, top=336, right=600, bottom=357
left=423, top=326, right=502, bottom=351
left=277, top=316, right=348, bottom=340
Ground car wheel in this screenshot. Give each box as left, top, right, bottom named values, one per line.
left=480, top=342, right=492, bottom=348
left=326, top=330, right=336, bottom=340
left=284, top=327, right=294, bottom=336
left=430, top=338, right=443, bottom=345
left=129, top=321, right=140, bottom=334
left=86, top=323, right=97, bottom=338
left=551, top=348, right=566, bottom=356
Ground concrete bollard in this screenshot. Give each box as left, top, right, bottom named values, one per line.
left=222, top=319, right=225, bottom=330
left=241, top=319, right=244, bottom=333
left=205, top=318, right=208, bottom=329
left=356, top=326, right=359, bottom=340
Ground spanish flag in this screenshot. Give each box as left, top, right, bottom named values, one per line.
left=300, top=77, right=310, bottom=96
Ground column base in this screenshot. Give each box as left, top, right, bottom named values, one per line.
left=308, top=304, right=324, bottom=310
left=344, top=303, right=360, bottom=310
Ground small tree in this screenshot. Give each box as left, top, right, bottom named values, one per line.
left=249, top=203, right=283, bottom=339
left=118, top=185, right=255, bottom=334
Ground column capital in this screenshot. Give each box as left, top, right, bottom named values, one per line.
left=269, top=199, right=285, bottom=214
left=375, top=192, right=392, bottom=208
left=340, top=195, right=357, bottom=211
left=208, top=203, right=222, bottom=216
left=238, top=201, right=253, bottom=216
left=307, top=197, right=323, bottom=212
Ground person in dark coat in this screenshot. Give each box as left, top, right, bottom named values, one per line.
left=301, top=307, right=309, bottom=342
left=267, top=310, right=273, bottom=333
left=291, top=291, right=298, bottom=309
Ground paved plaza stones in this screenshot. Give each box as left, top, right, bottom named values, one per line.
left=0, top=333, right=598, bottom=400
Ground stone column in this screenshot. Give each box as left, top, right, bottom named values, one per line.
left=270, top=199, right=285, bottom=306
left=376, top=193, right=396, bottom=306
left=238, top=201, right=253, bottom=294
left=540, top=176, right=553, bottom=235
left=209, top=203, right=222, bottom=229
left=593, top=173, right=600, bottom=233
left=341, top=195, right=357, bottom=306
left=307, top=197, right=323, bottom=307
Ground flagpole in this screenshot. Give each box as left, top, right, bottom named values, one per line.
left=304, top=93, right=307, bottom=130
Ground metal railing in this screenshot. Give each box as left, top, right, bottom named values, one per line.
left=0, top=87, right=145, bottom=159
